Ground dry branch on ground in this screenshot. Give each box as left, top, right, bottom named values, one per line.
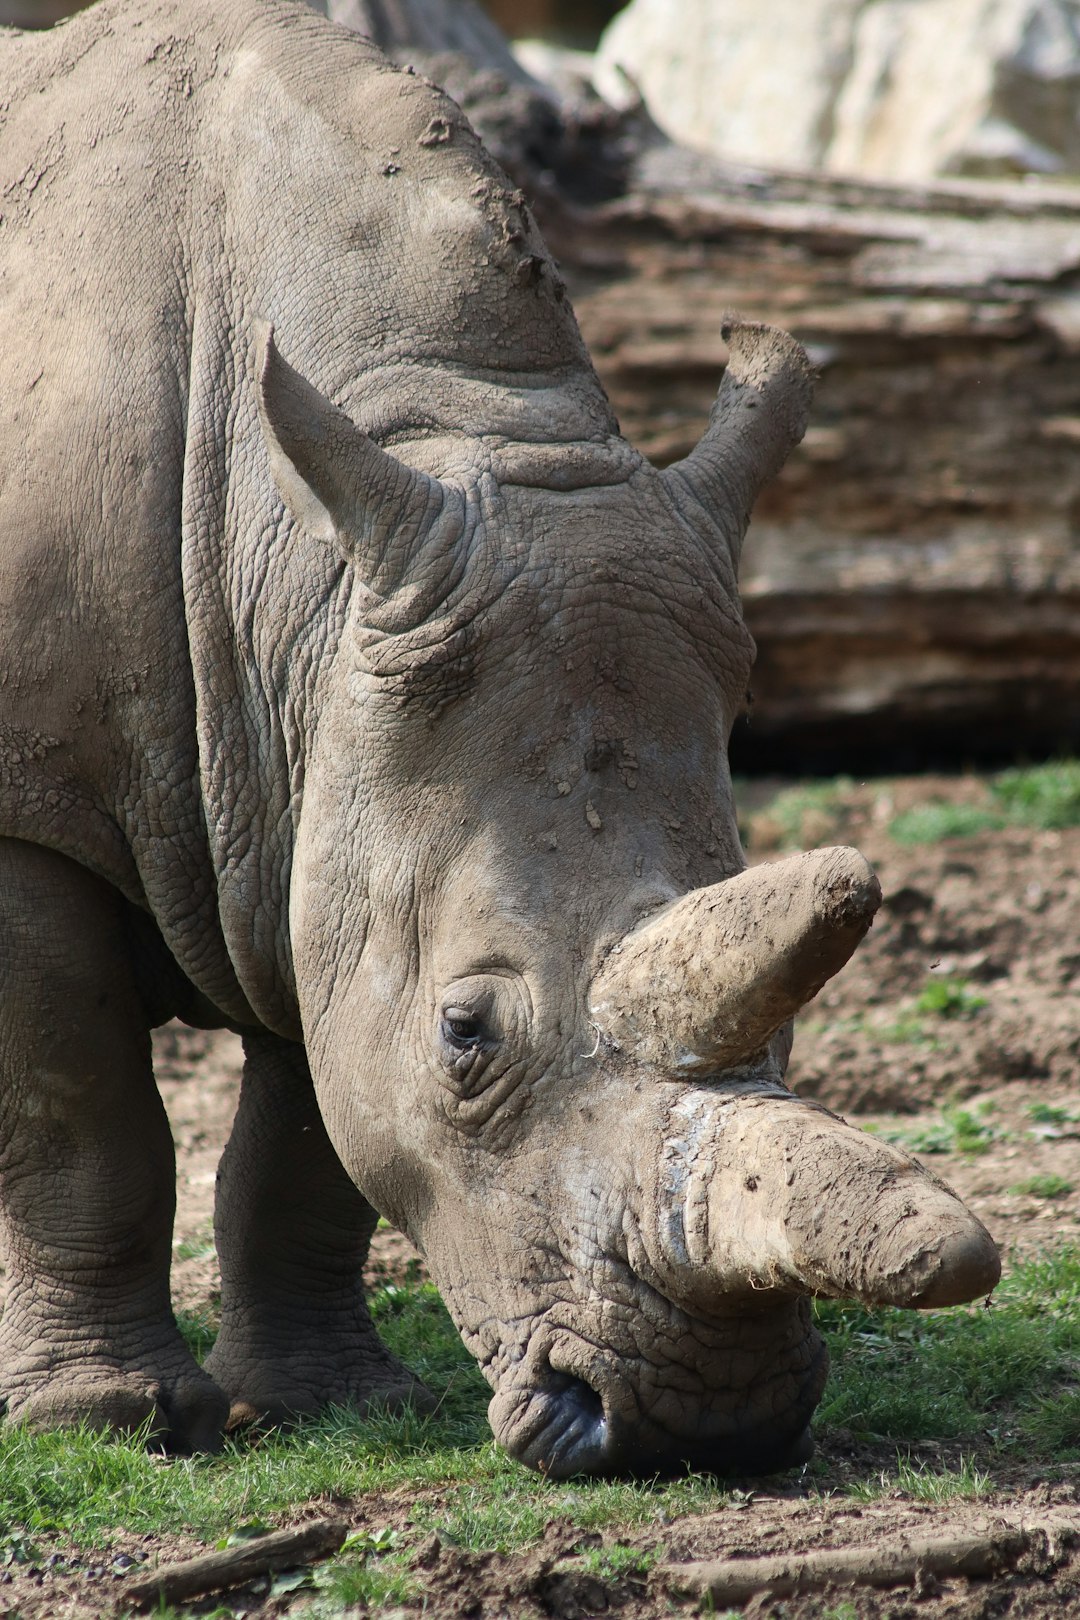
left=661, top=1520, right=1078, bottom=1604
left=122, top=1519, right=348, bottom=1610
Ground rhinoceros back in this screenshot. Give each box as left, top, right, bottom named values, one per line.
left=0, top=0, right=612, bottom=1031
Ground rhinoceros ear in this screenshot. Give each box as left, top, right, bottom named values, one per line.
left=255, top=321, right=444, bottom=584
left=660, top=318, right=814, bottom=571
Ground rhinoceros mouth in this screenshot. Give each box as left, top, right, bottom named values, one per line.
left=486, top=1325, right=826, bottom=1480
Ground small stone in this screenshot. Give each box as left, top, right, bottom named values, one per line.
left=585, top=799, right=603, bottom=832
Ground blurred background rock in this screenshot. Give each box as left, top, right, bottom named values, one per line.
left=594, top=0, right=1080, bottom=183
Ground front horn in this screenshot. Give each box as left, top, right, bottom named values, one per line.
left=589, top=848, right=881, bottom=1073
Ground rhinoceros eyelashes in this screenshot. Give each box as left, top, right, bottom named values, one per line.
left=439, top=1014, right=498, bottom=1098
left=438, top=986, right=499, bottom=1087
left=442, top=1009, right=489, bottom=1050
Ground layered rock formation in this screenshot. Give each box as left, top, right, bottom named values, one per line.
left=557, top=154, right=1080, bottom=764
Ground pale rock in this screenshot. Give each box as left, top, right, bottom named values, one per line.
left=593, top=0, right=1080, bottom=181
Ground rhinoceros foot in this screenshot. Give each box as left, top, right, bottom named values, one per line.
left=0, top=1343, right=229, bottom=1453
left=206, top=1332, right=434, bottom=1431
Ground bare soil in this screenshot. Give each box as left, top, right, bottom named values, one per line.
left=2, top=775, right=1079, bottom=1618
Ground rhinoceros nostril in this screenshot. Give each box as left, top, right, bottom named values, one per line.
left=511, top=1371, right=609, bottom=1480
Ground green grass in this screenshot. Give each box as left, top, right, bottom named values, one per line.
left=739, top=759, right=1080, bottom=854
left=890, top=759, right=1080, bottom=844
left=805, top=975, right=987, bottom=1053
left=1010, top=1172, right=1075, bottom=1199
left=295, top=1542, right=418, bottom=1615
left=889, top=802, right=1004, bottom=844
left=580, top=1541, right=655, bottom=1581
left=1027, top=1101, right=1080, bottom=1128
left=2, top=1249, right=1079, bottom=1611
left=177, top=1305, right=219, bottom=1364
left=742, top=777, right=854, bottom=849
left=815, top=1247, right=1080, bottom=1458
left=913, top=976, right=986, bottom=1020
left=866, top=1100, right=998, bottom=1156
left=737, top=759, right=1080, bottom=854
left=173, top=1228, right=216, bottom=1263
left=993, top=759, right=1080, bottom=828
left=846, top=1453, right=992, bottom=1503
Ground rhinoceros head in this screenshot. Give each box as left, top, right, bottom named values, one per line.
left=256, top=320, right=999, bottom=1477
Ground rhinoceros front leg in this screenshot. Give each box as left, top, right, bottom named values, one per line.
left=205, top=1032, right=430, bottom=1426
left=0, top=839, right=229, bottom=1449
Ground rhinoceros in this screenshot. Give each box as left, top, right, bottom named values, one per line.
left=0, top=0, right=998, bottom=1475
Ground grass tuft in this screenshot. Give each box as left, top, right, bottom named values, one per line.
left=992, top=760, right=1080, bottom=829
left=177, top=1305, right=219, bottom=1364
left=889, top=802, right=1004, bottom=845
left=1010, top=1173, right=1074, bottom=1200
left=846, top=1453, right=992, bottom=1503
left=1027, top=1101, right=1080, bottom=1128
left=743, top=778, right=854, bottom=850
left=890, top=759, right=1080, bottom=844
left=913, top=976, right=986, bottom=1020
left=296, top=1547, right=418, bottom=1615
left=173, top=1228, right=216, bottom=1263
left=865, top=1100, right=998, bottom=1156
left=580, top=1541, right=655, bottom=1581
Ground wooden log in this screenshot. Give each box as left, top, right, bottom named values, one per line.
left=661, top=1527, right=1031, bottom=1605
left=122, top=1518, right=349, bottom=1610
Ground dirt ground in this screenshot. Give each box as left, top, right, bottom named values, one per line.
left=2, top=774, right=1079, bottom=1618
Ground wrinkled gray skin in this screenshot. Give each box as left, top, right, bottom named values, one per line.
left=0, top=0, right=999, bottom=1474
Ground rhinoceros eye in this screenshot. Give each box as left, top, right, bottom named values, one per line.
left=435, top=974, right=529, bottom=1115
left=442, top=1008, right=489, bottom=1051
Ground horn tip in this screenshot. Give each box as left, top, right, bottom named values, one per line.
left=719, top=313, right=814, bottom=386
left=814, top=846, right=882, bottom=930
left=908, top=1221, right=1002, bottom=1309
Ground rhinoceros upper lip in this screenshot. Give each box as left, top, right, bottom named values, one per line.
left=492, top=1357, right=820, bottom=1480
left=487, top=1315, right=827, bottom=1480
